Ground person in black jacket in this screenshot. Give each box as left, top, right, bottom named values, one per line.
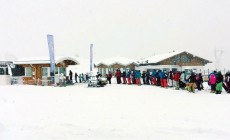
left=223, top=72, right=230, bottom=93
left=146, top=70, right=150, bottom=85
left=156, top=72, right=161, bottom=86
left=195, top=73, right=203, bottom=91
left=188, top=72, right=196, bottom=93
left=75, top=72, right=78, bottom=83
left=122, top=71, right=127, bottom=84
left=69, top=70, right=73, bottom=84
left=142, top=71, right=146, bottom=84
left=106, top=71, right=112, bottom=84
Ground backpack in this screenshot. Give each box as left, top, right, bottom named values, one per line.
left=196, top=75, right=200, bottom=81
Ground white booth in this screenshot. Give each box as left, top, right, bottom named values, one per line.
left=0, top=60, right=14, bottom=85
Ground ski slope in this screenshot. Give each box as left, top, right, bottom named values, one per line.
left=0, top=82, right=230, bottom=140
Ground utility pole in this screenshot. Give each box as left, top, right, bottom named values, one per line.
left=214, top=48, right=224, bottom=70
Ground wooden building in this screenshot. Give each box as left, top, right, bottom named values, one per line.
left=14, top=56, right=79, bottom=85
left=96, top=56, right=138, bottom=76
left=136, top=51, right=212, bottom=74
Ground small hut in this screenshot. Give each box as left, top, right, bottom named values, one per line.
left=14, top=56, right=79, bottom=85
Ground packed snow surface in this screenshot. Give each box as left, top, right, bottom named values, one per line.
left=0, top=82, right=230, bottom=140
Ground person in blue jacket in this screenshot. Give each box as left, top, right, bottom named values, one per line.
left=151, top=70, right=157, bottom=85
left=158, top=70, right=164, bottom=87
left=135, top=70, right=141, bottom=86
left=127, top=70, right=132, bottom=84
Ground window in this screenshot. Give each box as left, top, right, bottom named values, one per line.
left=163, top=68, right=170, bottom=73
left=110, top=67, right=114, bottom=75
left=172, top=68, right=177, bottom=72
left=55, top=67, right=58, bottom=74
left=59, top=67, right=66, bottom=75
left=181, top=55, right=191, bottom=63
left=42, top=67, right=50, bottom=77
left=25, top=67, right=32, bottom=77
left=0, top=68, right=5, bottom=75
left=103, top=68, right=106, bottom=75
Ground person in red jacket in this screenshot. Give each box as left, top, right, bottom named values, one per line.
left=115, top=69, right=121, bottom=84
left=107, top=71, right=112, bottom=84
left=174, top=71, right=180, bottom=90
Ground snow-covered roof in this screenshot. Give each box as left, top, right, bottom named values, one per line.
left=67, top=57, right=97, bottom=75
left=141, top=51, right=183, bottom=64
left=141, top=51, right=212, bottom=64
left=96, top=56, right=138, bottom=66
left=0, top=60, right=13, bottom=63
left=14, top=56, right=80, bottom=65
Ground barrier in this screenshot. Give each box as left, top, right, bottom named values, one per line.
left=0, top=75, right=11, bottom=85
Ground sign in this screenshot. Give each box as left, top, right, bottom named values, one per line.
left=0, top=63, right=8, bottom=68
left=47, top=34, right=55, bottom=84
left=90, top=44, right=93, bottom=72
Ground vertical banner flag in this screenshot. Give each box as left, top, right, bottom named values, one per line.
left=90, top=44, right=93, bottom=72
left=47, top=34, right=55, bottom=84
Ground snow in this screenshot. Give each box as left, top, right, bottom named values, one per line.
left=14, top=56, right=80, bottom=65
left=142, top=51, right=184, bottom=64
left=95, top=56, right=138, bottom=66
left=67, top=57, right=97, bottom=75
left=1, top=81, right=230, bottom=140
left=142, top=51, right=211, bottom=64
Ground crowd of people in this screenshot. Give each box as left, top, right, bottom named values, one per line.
left=110, top=69, right=230, bottom=94
left=60, top=69, right=230, bottom=94
left=58, top=70, right=90, bottom=86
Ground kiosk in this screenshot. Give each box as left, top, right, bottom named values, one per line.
left=0, top=60, right=14, bottom=85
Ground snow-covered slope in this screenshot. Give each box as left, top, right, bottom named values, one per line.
left=0, top=83, right=230, bottom=140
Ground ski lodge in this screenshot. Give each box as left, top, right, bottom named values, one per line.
left=96, top=51, right=212, bottom=76
left=136, top=51, right=212, bottom=74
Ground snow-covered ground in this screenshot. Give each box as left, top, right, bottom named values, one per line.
left=1, top=81, right=230, bottom=140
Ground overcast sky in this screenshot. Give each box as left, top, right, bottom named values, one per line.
left=1, top=0, right=230, bottom=69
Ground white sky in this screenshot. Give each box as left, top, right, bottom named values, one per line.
left=1, top=0, right=230, bottom=69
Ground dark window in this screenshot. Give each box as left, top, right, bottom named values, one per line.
left=12, top=65, right=25, bottom=76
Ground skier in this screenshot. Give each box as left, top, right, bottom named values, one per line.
left=131, top=70, right=136, bottom=84
left=151, top=70, right=157, bottom=85
left=209, top=72, right=216, bottom=93
left=168, top=71, right=174, bottom=87
left=146, top=70, right=151, bottom=85
left=122, top=70, right=127, bottom=84
left=115, top=69, right=121, bottom=84
left=163, top=72, right=168, bottom=88
left=158, top=70, right=164, bottom=87
left=127, top=70, right=132, bottom=85
left=179, top=71, right=186, bottom=89
left=188, top=72, right=196, bottom=93
left=223, top=72, right=230, bottom=93
left=195, top=73, right=203, bottom=91
left=69, top=70, right=73, bottom=84
left=142, top=71, right=146, bottom=84
left=156, top=71, right=161, bottom=86
left=96, top=72, right=102, bottom=79
left=174, top=71, right=180, bottom=90
left=75, top=72, right=78, bottom=83
left=107, top=71, right=112, bottom=84
left=135, top=70, right=141, bottom=86
left=216, top=71, right=223, bottom=94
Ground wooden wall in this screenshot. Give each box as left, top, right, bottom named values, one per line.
left=160, top=52, right=207, bottom=66
left=20, top=62, right=73, bottom=85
